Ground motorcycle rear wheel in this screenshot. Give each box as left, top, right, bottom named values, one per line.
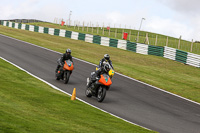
left=85, top=87, right=92, bottom=97
left=55, top=71, right=60, bottom=80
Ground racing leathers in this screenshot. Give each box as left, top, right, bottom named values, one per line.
left=97, top=58, right=114, bottom=70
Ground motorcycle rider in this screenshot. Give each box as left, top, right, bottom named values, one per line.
left=87, top=64, right=111, bottom=89
left=97, top=54, right=114, bottom=70
left=55, top=48, right=73, bottom=73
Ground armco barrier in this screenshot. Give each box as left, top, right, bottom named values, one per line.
left=12, top=22, right=15, bottom=28
left=48, top=28, right=54, bottom=35
left=29, top=25, right=34, bottom=32
left=136, top=43, right=148, bottom=55
left=65, top=30, right=72, bottom=38
left=14, top=23, right=18, bottom=29
left=34, top=26, right=39, bottom=32
left=148, top=45, right=164, bottom=57
left=18, top=23, right=22, bottom=29
left=109, top=39, right=118, bottom=48
left=44, top=27, right=49, bottom=34
left=127, top=41, right=137, bottom=52
left=93, top=35, right=101, bottom=44
left=71, top=31, right=79, bottom=40
left=59, top=29, right=66, bottom=37
left=21, top=24, right=26, bottom=30
left=78, top=33, right=86, bottom=41
left=39, top=26, right=44, bottom=33
left=101, top=37, right=110, bottom=47
left=1, top=21, right=199, bottom=68
left=25, top=25, right=29, bottom=30
left=164, top=46, right=176, bottom=60
left=8, top=22, right=12, bottom=27
left=186, top=53, right=200, bottom=67
left=3, top=21, right=6, bottom=26
left=3, top=21, right=7, bottom=26
left=175, top=50, right=188, bottom=64
left=85, top=34, right=93, bottom=43
left=54, top=29, right=60, bottom=36
left=117, top=40, right=127, bottom=50
left=6, top=21, right=9, bottom=27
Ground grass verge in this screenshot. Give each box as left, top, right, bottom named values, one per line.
left=0, top=25, right=200, bottom=104
left=0, top=58, right=156, bottom=133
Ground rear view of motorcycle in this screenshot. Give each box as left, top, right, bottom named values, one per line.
left=85, top=72, right=112, bottom=102
left=56, top=60, right=74, bottom=84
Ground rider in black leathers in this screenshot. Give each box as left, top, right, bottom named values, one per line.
left=55, top=48, right=73, bottom=72
left=87, top=64, right=111, bottom=88
left=97, top=54, right=114, bottom=70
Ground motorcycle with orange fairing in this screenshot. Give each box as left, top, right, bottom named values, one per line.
left=85, top=72, right=112, bottom=102
left=55, top=60, right=74, bottom=84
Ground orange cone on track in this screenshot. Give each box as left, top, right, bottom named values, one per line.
left=71, top=88, right=76, bottom=100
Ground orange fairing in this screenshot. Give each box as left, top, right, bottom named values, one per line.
left=98, top=75, right=112, bottom=86
left=63, top=61, right=74, bottom=71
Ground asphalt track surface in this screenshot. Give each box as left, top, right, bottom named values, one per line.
left=0, top=34, right=200, bottom=133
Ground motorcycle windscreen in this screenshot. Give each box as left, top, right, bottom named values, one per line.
left=98, top=74, right=112, bottom=86
left=63, top=60, right=74, bottom=71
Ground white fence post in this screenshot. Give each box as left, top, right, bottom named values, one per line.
left=178, top=35, right=181, bottom=49
left=166, top=37, right=168, bottom=47
left=155, top=35, right=158, bottom=46
left=190, top=39, right=194, bottom=52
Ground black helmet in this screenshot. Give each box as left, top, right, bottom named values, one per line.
left=104, top=54, right=110, bottom=61
left=104, top=64, right=110, bottom=73
left=66, top=49, right=71, bottom=54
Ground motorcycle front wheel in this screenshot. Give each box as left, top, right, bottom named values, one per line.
left=97, top=86, right=106, bottom=102
left=64, top=71, right=70, bottom=84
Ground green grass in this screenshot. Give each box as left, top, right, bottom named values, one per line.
left=0, top=58, right=156, bottom=133
left=28, top=22, right=200, bottom=55
left=0, top=25, right=200, bottom=104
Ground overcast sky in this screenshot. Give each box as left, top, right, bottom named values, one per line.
left=0, top=0, right=200, bottom=41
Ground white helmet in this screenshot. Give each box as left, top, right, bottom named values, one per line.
left=66, top=49, right=71, bottom=54
left=104, top=54, right=110, bottom=61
